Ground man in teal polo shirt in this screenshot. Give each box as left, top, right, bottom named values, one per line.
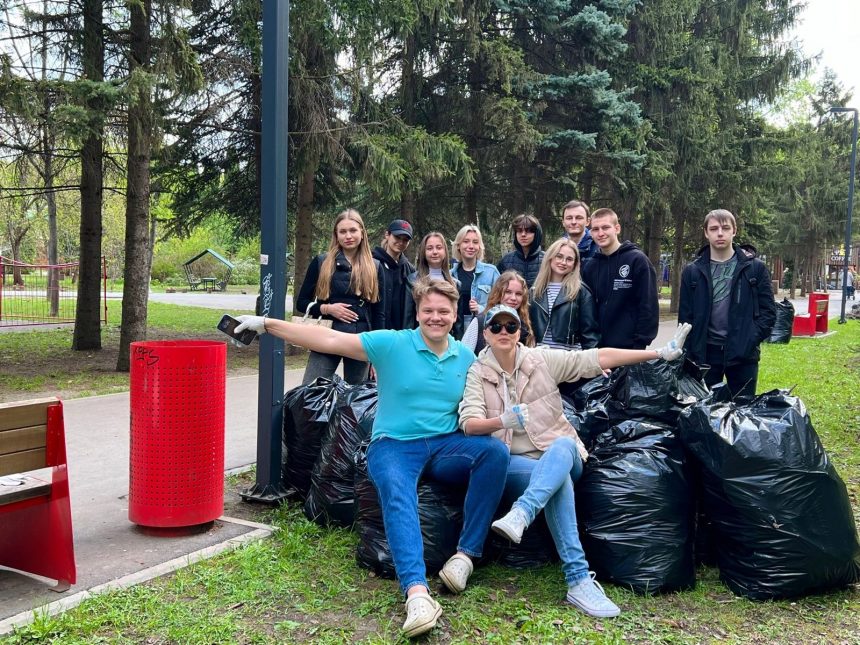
left=236, top=277, right=510, bottom=638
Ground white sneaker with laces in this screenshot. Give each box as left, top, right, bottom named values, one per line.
left=491, top=506, right=530, bottom=544
left=402, top=592, right=442, bottom=638
left=566, top=572, right=621, bottom=618
left=438, top=553, right=473, bottom=594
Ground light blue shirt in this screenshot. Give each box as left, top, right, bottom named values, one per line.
left=360, top=328, right=475, bottom=441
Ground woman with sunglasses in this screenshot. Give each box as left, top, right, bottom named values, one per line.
left=295, top=208, right=384, bottom=384
left=403, top=232, right=461, bottom=333
left=530, top=238, right=599, bottom=352
left=465, top=270, right=535, bottom=354
left=459, top=305, right=691, bottom=619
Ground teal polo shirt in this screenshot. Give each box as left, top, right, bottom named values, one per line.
left=360, top=328, right=475, bottom=441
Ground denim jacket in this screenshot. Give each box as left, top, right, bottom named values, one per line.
left=451, top=261, right=500, bottom=312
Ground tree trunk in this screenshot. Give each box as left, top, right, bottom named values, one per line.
left=669, top=209, right=686, bottom=314
left=293, top=158, right=317, bottom=314
left=644, top=203, right=664, bottom=268
left=116, top=0, right=152, bottom=372
left=73, top=0, right=105, bottom=351
left=43, top=149, right=60, bottom=317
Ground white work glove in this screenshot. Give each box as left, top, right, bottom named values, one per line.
left=499, top=404, right=529, bottom=431
left=654, top=323, right=692, bottom=361
left=235, top=315, right=267, bottom=335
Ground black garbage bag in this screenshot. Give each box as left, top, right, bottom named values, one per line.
left=486, top=499, right=558, bottom=569
left=572, top=358, right=710, bottom=428
left=304, top=382, right=377, bottom=528
left=767, top=298, right=795, bottom=344
left=577, top=420, right=695, bottom=594
left=675, top=358, right=710, bottom=402
left=282, top=375, right=349, bottom=499
left=562, top=397, right=609, bottom=453
left=354, top=442, right=465, bottom=578
left=678, top=389, right=860, bottom=599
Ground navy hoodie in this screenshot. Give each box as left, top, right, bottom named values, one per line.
left=581, top=241, right=659, bottom=349
left=497, top=224, right=545, bottom=287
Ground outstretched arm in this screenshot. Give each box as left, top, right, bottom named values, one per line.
left=235, top=316, right=368, bottom=361
left=598, top=322, right=692, bottom=369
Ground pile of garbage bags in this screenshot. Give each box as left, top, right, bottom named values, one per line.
left=278, top=359, right=859, bottom=599
left=679, top=387, right=860, bottom=599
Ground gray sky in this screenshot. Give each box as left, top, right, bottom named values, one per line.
left=792, top=0, right=860, bottom=100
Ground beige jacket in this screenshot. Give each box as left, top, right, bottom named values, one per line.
left=458, top=345, right=603, bottom=460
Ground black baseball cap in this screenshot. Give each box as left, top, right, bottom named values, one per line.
left=387, top=219, right=414, bottom=239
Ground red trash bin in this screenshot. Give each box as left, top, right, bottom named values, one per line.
left=128, top=340, right=226, bottom=527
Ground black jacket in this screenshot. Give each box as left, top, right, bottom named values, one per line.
left=678, top=243, right=776, bottom=366
left=296, top=252, right=385, bottom=332
left=581, top=241, right=659, bottom=349
left=529, top=283, right=600, bottom=349
left=403, top=271, right=463, bottom=338
left=497, top=225, right=545, bottom=287
left=372, top=246, right=415, bottom=330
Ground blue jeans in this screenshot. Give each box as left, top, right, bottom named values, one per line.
left=366, top=432, right=509, bottom=595
left=506, top=436, right=589, bottom=585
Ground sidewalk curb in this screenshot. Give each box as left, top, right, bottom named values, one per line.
left=0, top=516, right=277, bottom=636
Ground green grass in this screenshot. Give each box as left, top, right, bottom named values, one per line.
left=0, top=301, right=306, bottom=401
left=4, top=324, right=860, bottom=643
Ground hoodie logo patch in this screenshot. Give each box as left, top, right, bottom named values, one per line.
left=619, top=264, right=630, bottom=278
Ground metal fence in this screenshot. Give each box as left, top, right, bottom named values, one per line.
left=0, top=256, right=107, bottom=327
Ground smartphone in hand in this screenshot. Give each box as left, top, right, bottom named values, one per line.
left=217, top=314, right=258, bottom=346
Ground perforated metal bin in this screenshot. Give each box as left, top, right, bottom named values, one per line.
left=128, top=340, right=226, bottom=527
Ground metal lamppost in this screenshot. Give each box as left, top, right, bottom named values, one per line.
left=829, top=107, right=858, bottom=324
left=242, top=0, right=290, bottom=504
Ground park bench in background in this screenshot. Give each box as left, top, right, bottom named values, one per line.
left=792, top=292, right=829, bottom=337
left=0, top=397, right=76, bottom=591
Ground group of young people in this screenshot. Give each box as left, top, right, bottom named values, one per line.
left=235, top=202, right=775, bottom=638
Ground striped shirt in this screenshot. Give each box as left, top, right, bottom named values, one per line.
left=540, top=283, right=577, bottom=350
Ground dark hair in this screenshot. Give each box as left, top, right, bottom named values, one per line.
left=512, top=214, right=540, bottom=232
left=561, top=200, right=590, bottom=219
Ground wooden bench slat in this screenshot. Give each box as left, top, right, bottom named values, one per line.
left=0, top=475, right=51, bottom=506
left=0, top=398, right=56, bottom=433
left=0, top=448, right=47, bottom=477
left=0, top=425, right=47, bottom=456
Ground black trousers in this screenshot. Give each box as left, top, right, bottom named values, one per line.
left=704, top=343, right=759, bottom=398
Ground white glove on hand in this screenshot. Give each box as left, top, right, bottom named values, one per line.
left=235, top=315, right=267, bottom=334
left=499, top=404, right=529, bottom=431
left=655, top=322, right=692, bottom=361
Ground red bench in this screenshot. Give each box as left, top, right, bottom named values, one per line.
left=792, top=292, right=829, bottom=336
left=0, top=397, right=76, bottom=591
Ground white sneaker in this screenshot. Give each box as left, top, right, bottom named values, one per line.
left=402, top=592, right=442, bottom=638
left=438, top=553, right=473, bottom=594
left=566, top=572, right=621, bottom=618
left=491, top=506, right=530, bottom=544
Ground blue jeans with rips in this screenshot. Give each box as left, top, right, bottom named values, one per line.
left=366, top=432, right=509, bottom=595
left=505, top=436, right=589, bottom=585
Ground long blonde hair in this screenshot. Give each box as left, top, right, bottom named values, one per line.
left=533, top=239, right=581, bottom=302
left=451, top=224, right=486, bottom=262
left=416, top=232, right=456, bottom=285
left=315, top=209, right=380, bottom=302
left=485, top=271, right=535, bottom=347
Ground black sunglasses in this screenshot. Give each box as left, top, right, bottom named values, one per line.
left=488, top=321, right=520, bottom=335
